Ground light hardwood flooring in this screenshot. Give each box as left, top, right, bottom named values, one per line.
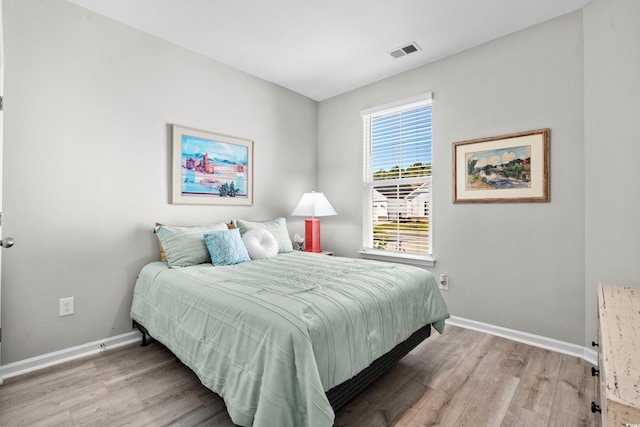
left=0, top=326, right=599, bottom=426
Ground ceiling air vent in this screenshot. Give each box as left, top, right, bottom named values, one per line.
left=388, top=42, right=421, bottom=59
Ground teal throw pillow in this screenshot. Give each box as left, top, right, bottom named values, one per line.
left=204, top=228, right=251, bottom=266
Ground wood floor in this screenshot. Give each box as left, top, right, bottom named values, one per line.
left=0, top=326, right=599, bottom=426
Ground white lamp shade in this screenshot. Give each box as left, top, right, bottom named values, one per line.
left=291, top=192, right=337, bottom=217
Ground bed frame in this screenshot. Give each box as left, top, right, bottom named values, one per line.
left=132, top=319, right=431, bottom=411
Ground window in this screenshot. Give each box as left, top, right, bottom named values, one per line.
left=361, top=93, right=433, bottom=264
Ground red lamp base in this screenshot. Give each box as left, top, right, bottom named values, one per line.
left=304, top=218, right=322, bottom=253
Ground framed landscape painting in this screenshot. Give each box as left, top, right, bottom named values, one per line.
left=453, top=129, right=549, bottom=203
left=171, top=125, right=253, bottom=205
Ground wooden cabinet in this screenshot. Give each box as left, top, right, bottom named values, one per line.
left=594, top=283, right=640, bottom=426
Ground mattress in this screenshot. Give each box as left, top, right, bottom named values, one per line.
left=130, top=251, right=449, bottom=427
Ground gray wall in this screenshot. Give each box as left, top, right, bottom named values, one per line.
left=318, top=12, right=587, bottom=344
left=3, top=0, right=639, bottom=365
left=1, top=0, right=317, bottom=363
left=583, top=0, right=640, bottom=346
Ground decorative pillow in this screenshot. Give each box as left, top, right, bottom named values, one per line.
left=242, top=228, right=279, bottom=260
left=156, top=222, right=234, bottom=261
left=204, top=228, right=251, bottom=266
left=235, top=217, right=293, bottom=253
left=155, top=223, right=229, bottom=268
left=155, top=222, right=170, bottom=262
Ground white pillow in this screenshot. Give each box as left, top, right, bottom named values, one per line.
left=242, top=228, right=278, bottom=260
left=235, top=217, right=293, bottom=253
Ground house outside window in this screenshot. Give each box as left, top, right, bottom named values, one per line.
left=361, top=93, right=433, bottom=264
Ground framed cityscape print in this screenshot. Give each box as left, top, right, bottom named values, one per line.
left=171, top=124, right=253, bottom=205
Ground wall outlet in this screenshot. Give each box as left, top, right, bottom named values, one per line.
left=59, top=297, right=74, bottom=316
left=439, top=274, right=449, bottom=291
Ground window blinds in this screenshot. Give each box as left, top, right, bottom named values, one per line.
left=362, top=95, right=432, bottom=257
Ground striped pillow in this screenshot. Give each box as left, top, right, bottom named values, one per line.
left=156, top=223, right=229, bottom=268
left=155, top=222, right=234, bottom=261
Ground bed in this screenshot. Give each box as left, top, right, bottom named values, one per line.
left=130, top=221, right=449, bottom=427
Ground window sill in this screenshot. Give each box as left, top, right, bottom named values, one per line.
left=358, top=249, right=435, bottom=267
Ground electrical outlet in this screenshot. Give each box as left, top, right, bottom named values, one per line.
left=59, top=297, right=74, bottom=316
left=439, top=274, right=449, bottom=291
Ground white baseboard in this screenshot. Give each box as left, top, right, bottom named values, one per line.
left=0, top=330, right=142, bottom=384
left=446, top=316, right=598, bottom=366
left=0, top=317, right=598, bottom=385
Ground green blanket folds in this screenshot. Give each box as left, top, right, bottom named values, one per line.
left=130, top=251, right=449, bottom=427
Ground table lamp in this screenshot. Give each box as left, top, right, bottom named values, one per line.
left=291, top=191, right=337, bottom=253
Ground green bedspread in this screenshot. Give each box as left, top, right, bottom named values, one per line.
left=130, top=251, right=449, bottom=427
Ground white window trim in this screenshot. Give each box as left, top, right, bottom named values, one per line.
left=359, top=249, right=436, bottom=267
left=361, top=92, right=435, bottom=266
left=360, top=92, right=432, bottom=117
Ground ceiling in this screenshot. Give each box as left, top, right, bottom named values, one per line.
left=65, top=0, right=591, bottom=101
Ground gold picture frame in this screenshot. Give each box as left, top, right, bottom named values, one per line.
left=453, top=129, right=549, bottom=203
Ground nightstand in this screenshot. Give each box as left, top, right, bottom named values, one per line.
left=305, top=250, right=333, bottom=255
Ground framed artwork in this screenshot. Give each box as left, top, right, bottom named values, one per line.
left=453, top=129, right=549, bottom=203
left=171, top=124, right=253, bottom=205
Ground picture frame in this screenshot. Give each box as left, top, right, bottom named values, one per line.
left=171, top=124, right=253, bottom=205
left=453, top=129, right=549, bottom=203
